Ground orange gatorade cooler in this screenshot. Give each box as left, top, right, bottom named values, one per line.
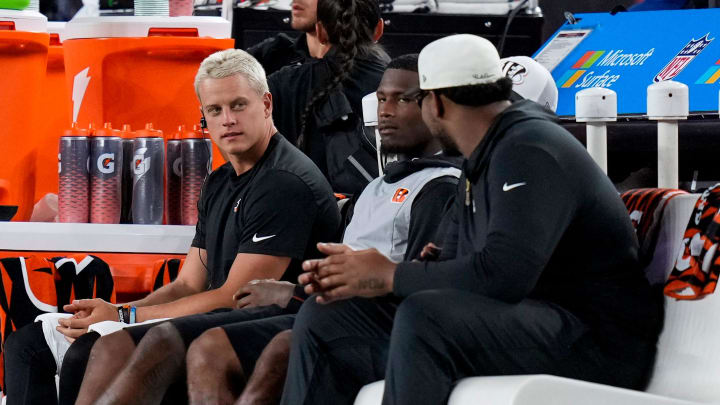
left=0, top=10, right=49, bottom=221
left=34, top=22, right=71, bottom=203
left=62, top=17, right=233, bottom=172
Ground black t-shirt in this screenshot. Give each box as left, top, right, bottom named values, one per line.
left=192, top=133, right=341, bottom=289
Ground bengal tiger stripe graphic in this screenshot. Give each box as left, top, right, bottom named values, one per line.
left=621, top=188, right=687, bottom=269
left=665, top=184, right=720, bottom=300
left=0, top=255, right=115, bottom=392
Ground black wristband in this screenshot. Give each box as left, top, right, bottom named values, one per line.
left=117, top=307, right=125, bottom=323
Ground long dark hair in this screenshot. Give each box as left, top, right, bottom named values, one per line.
left=296, top=0, right=384, bottom=149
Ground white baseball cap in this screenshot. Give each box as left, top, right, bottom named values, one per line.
left=500, top=55, right=558, bottom=112
left=418, top=34, right=503, bottom=90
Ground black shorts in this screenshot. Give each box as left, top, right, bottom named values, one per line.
left=221, top=313, right=295, bottom=373
left=123, top=305, right=288, bottom=349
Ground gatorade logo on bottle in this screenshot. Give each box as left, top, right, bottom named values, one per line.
left=58, top=153, right=62, bottom=174
left=98, top=153, right=115, bottom=174
left=134, top=147, right=151, bottom=177
left=172, top=158, right=182, bottom=177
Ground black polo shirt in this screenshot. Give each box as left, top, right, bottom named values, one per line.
left=192, top=133, right=341, bottom=289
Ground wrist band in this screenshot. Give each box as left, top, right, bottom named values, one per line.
left=117, top=306, right=125, bottom=323
left=130, top=306, right=136, bottom=324
left=121, top=305, right=131, bottom=324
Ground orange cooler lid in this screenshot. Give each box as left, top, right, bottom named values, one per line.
left=0, top=10, right=47, bottom=32
left=135, top=123, right=164, bottom=138
left=47, top=21, right=65, bottom=45
left=63, top=16, right=231, bottom=41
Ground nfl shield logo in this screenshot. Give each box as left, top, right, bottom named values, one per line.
left=654, top=34, right=713, bottom=82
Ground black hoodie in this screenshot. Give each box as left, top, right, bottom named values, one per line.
left=393, top=100, right=663, bottom=350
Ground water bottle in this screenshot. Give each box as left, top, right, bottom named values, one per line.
left=166, top=125, right=183, bottom=225
left=58, top=123, right=89, bottom=223
left=132, top=123, right=165, bottom=224
left=90, top=123, right=123, bottom=224
left=120, top=124, right=135, bottom=224
left=181, top=124, right=212, bottom=225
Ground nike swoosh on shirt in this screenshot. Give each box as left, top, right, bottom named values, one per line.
left=502, top=182, right=527, bottom=192
left=252, top=234, right=276, bottom=243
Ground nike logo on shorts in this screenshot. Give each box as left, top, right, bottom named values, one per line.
left=252, top=233, right=276, bottom=243
left=503, top=182, right=527, bottom=192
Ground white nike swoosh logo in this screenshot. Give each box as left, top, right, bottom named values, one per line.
left=503, top=182, right=527, bottom=192
left=252, top=234, right=276, bottom=243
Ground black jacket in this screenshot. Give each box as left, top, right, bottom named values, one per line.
left=247, top=33, right=311, bottom=76
left=268, top=48, right=389, bottom=195
left=394, top=100, right=663, bottom=349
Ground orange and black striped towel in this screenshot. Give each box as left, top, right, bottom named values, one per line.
left=621, top=188, right=688, bottom=272
left=665, top=184, right=720, bottom=300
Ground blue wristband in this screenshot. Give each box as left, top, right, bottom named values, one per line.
left=130, top=306, right=136, bottom=324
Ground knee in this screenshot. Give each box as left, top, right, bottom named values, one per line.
left=293, top=295, right=344, bottom=338
left=140, top=322, right=185, bottom=357
left=395, top=290, right=450, bottom=327
left=88, top=330, right=133, bottom=364
left=4, top=323, right=44, bottom=364
left=186, top=327, right=231, bottom=371
left=261, top=330, right=292, bottom=363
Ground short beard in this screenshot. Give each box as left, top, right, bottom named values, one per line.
left=434, top=128, right=460, bottom=154
left=381, top=141, right=426, bottom=157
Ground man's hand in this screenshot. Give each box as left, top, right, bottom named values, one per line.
left=233, top=279, right=296, bottom=309
left=56, top=298, right=118, bottom=339
left=419, top=242, right=442, bottom=261
left=299, top=243, right=397, bottom=304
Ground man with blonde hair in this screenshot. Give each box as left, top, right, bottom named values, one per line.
left=3, top=49, right=340, bottom=405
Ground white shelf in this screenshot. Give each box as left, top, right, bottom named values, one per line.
left=0, top=222, right=194, bottom=254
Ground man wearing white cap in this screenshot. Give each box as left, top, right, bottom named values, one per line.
left=286, top=34, right=662, bottom=404
left=501, top=55, right=558, bottom=112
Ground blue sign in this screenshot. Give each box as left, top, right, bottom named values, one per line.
left=534, top=9, right=720, bottom=117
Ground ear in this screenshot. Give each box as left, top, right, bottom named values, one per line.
left=316, top=22, right=329, bottom=45
left=263, top=92, right=273, bottom=118
left=373, top=18, right=384, bottom=42
left=429, top=91, right=445, bottom=119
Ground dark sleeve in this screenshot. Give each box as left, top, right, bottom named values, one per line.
left=393, top=144, right=579, bottom=302
left=403, top=176, right=459, bottom=261
left=285, top=284, right=309, bottom=313
left=435, top=180, right=463, bottom=261
left=236, top=170, right=318, bottom=259
left=246, top=33, right=298, bottom=75
left=190, top=173, right=211, bottom=249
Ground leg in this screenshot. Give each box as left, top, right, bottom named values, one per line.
left=280, top=296, right=397, bottom=405
left=4, top=322, right=58, bottom=405
left=85, top=306, right=289, bottom=405
left=57, top=330, right=101, bottom=405
left=94, top=323, right=186, bottom=405
left=188, top=314, right=295, bottom=405
left=187, top=327, right=244, bottom=405
left=381, top=289, right=653, bottom=405
left=235, top=330, right=292, bottom=405
left=74, top=330, right=136, bottom=405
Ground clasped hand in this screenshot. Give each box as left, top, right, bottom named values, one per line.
left=299, top=243, right=397, bottom=304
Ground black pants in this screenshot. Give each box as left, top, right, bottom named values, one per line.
left=281, top=290, right=657, bottom=405
left=3, top=322, right=100, bottom=405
